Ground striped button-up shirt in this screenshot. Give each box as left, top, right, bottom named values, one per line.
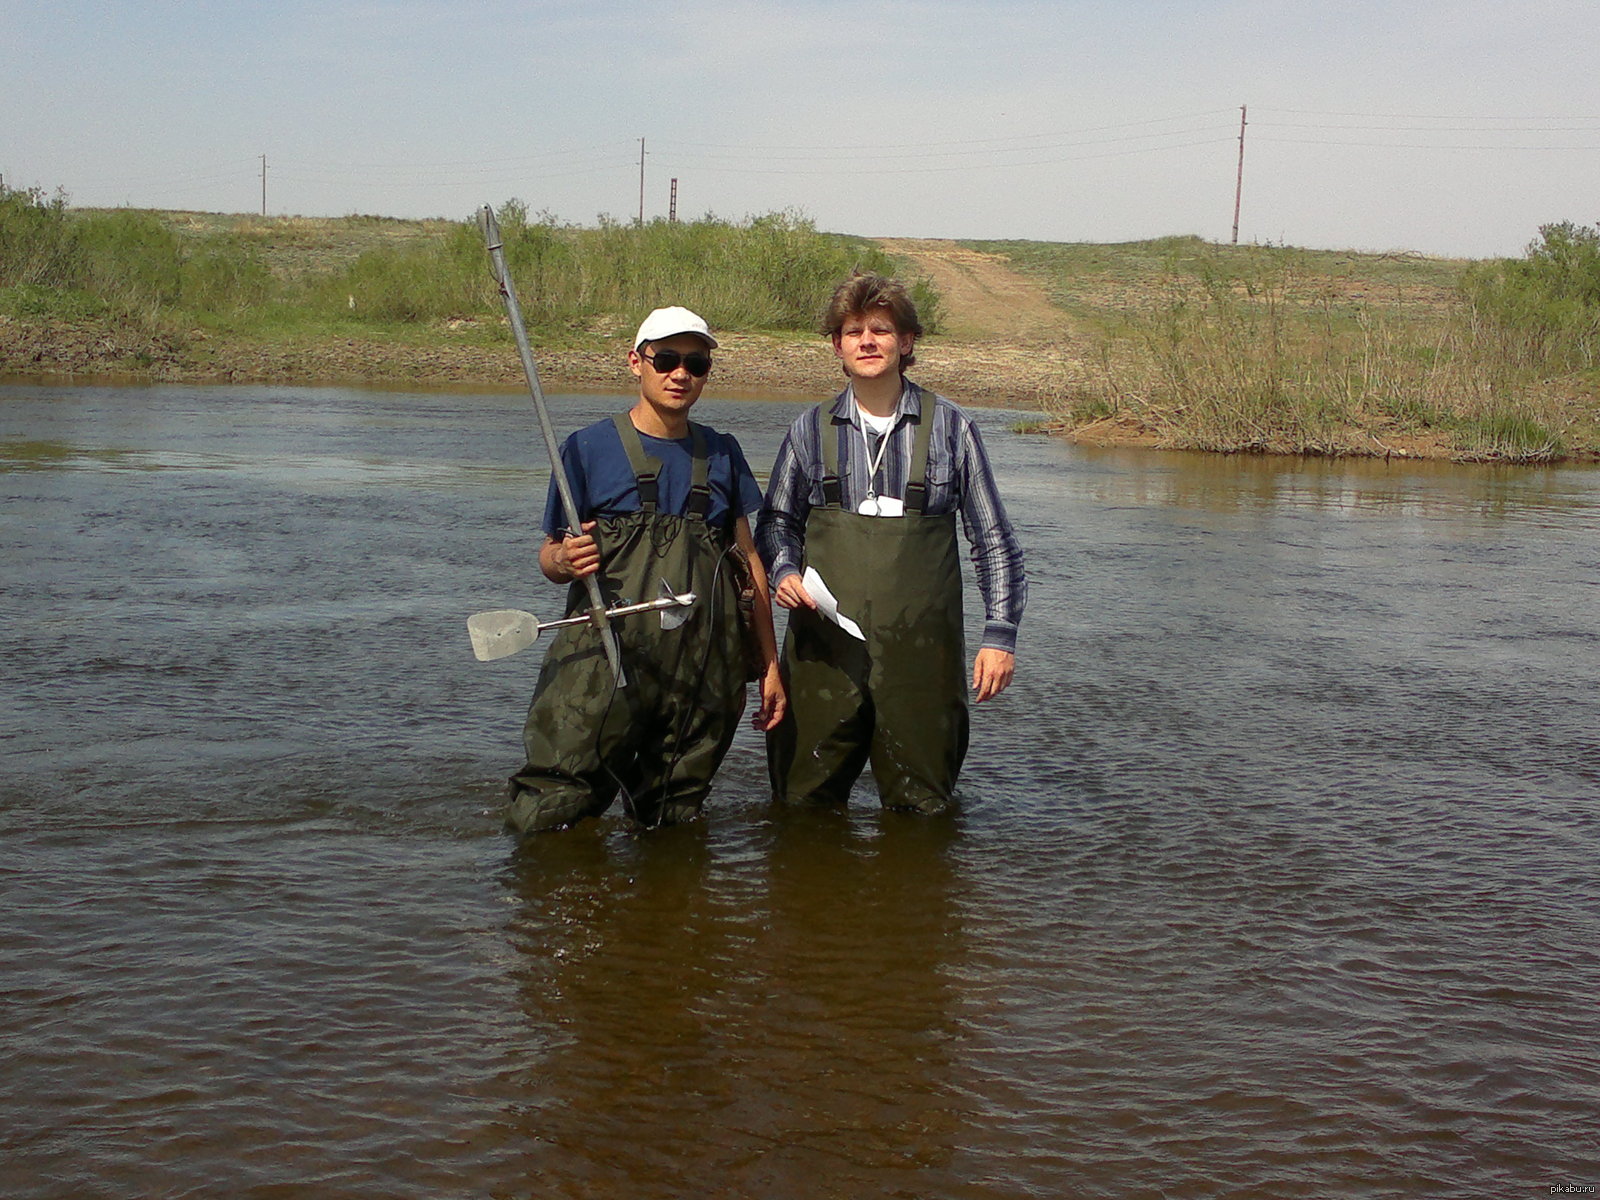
left=757, top=381, right=1026, bottom=654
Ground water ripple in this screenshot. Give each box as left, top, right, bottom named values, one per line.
left=4, top=384, right=1599, bottom=1197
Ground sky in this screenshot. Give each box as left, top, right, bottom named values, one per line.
left=5, top=0, right=1599, bottom=259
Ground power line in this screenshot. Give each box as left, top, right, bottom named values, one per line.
left=670, top=108, right=1240, bottom=153
left=1255, top=136, right=1600, bottom=151
left=289, top=145, right=629, bottom=172
left=274, top=162, right=628, bottom=186
left=657, top=123, right=1235, bottom=166
left=1259, top=106, right=1600, bottom=122
left=1258, top=120, right=1600, bottom=133
left=671, top=137, right=1235, bottom=177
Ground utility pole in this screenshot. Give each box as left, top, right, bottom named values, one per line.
left=637, top=137, right=645, bottom=225
left=669, top=178, right=678, bottom=223
left=261, top=154, right=268, bottom=216
left=1231, top=106, right=1246, bottom=245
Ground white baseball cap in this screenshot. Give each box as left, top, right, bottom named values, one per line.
left=633, top=305, right=719, bottom=350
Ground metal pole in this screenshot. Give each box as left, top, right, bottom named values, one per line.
left=261, top=154, right=267, bottom=217
left=478, top=205, right=626, bottom=685
left=1231, top=105, right=1246, bottom=245
left=637, top=137, right=645, bottom=225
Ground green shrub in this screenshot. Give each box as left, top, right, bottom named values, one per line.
left=1033, top=237, right=1585, bottom=461
left=6, top=183, right=937, bottom=344
left=1451, top=409, right=1565, bottom=463
left=0, top=282, right=108, bottom=320
left=0, top=183, right=78, bottom=288
left=181, top=243, right=273, bottom=314
left=70, top=209, right=183, bottom=308
left=1461, top=221, right=1600, bottom=369
left=0, top=181, right=271, bottom=322
left=302, top=204, right=927, bottom=335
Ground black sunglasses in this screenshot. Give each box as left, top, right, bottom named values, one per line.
left=641, top=348, right=712, bottom=377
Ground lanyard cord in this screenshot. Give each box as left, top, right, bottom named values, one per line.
left=854, top=397, right=895, bottom=498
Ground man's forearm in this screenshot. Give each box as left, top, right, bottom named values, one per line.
left=756, top=503, right=807, bottom=584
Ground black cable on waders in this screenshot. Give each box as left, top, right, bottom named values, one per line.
left=590, top=635, right=641, bottom=824
left=585, top=553, right=721, bottom=831
left=645, top=503, right=756, bottom=831
left=478, top=204, right=626, bottom=688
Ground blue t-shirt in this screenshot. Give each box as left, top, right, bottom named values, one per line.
left=542, top=418, right=763, bottom=537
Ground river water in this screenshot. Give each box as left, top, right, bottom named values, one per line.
left=2, top=382, right=1597, bottom=1199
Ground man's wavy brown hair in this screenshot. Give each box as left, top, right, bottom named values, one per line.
left=820, top=271, right=923, bottom=370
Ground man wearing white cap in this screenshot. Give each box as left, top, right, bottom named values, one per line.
left=506, top=306, right=786, bottom=833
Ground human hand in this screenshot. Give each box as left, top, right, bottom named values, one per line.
left=971, top=648, right=1015, bottom=703
left=545, top=521, right=600, bottom=581
left=774, top=574, right=816, bottom=611
left=752, top=661, right=787, bottom=731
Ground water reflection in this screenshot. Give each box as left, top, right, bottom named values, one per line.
left=496, top=811, right=969, bottom=1195
left=1062, top=444, right=1598, bottom=524
left=498, top=825, right=726, bottom=1195
left=747, top=810, right=966, bottom=1186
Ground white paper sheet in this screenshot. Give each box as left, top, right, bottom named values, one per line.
left=801, top=566, right=865, bottom=640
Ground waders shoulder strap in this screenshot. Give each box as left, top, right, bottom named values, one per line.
left=685, top=423, right=712, bottom=521
left=903, top=385, right=937, bottom=515
left=819, top=389, right=936, bottom=512
left=612, top=413, right=660, bottom=512
left=612, top=413, right=713, bottom=520
left=820, top=405, right=845, bottom=509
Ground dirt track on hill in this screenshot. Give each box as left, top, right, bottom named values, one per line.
left=870, top=238, right=1082, bottom=410
left=875, top=238, right=1066, bottom=344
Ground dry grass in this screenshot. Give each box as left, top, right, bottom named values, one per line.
left=134, top=210, right=458, bottom=281
left=959, top=238, right=1599, bottom=462
left=8, top=207, right=1597, bottom=461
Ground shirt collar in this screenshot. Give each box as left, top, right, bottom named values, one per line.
left=830, top=380, right=921, bottom=428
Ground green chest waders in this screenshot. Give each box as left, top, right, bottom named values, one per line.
left=767, top=404, right=969, bottom=812
left=506, top=416, right=746, bottom=832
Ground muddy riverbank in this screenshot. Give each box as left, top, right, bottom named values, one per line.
left=0, top=313, right=1064, bottom=408
left=0, top=314, right=1495, bottom=461
left=6, top=224, right=1595, bottom=462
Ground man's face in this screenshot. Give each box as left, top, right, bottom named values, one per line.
left=629, top=333, right=712, bottom=416
left=832, top=309, right=913, bottom=381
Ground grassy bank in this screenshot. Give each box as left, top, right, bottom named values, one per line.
left=5, top=181, right=1597, bottom=462
left=0, top=185, right=931, bottom=391
left=965, top=233, right=1600, bottom=463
